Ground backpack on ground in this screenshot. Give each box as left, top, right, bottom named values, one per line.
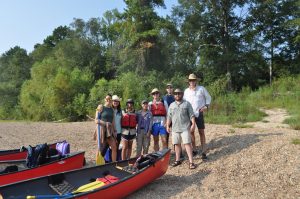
left=56, top=140, right=70, bottom=155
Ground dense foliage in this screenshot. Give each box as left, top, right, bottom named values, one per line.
left=0, top=0, right=299, bottom=122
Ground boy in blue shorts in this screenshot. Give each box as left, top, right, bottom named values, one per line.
left=148, top=88, right=168, bottom=152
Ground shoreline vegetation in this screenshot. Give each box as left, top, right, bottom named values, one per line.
left=1, top=75, right=299, bottom=130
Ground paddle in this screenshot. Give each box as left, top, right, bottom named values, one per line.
left=26, top=195, right=71, bottom=199
left=96, top=124, right=105, bottom=165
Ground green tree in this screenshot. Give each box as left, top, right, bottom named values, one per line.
left=247, top=0, right=300, bottom=82
left=0, top=47, right=32, bottom=119
left=114, top=0, right=169, bottom=74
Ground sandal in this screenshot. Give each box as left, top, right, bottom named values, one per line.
left=189, top=162, right=196, bottom=169
left=171, top=160, right=182, bottom=167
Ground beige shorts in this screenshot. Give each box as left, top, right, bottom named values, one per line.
left=172, top=130, right=191, bottom=145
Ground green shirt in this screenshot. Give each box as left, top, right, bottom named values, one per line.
left=167, top=100, right=194, bottom=132
left=101, top=106, right=114, bottom=123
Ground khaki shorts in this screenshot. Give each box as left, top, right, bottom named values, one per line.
left=172, top=130, right=191, bottom=145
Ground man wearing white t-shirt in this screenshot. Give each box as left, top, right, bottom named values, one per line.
left=183, top=73, right=211, bottom=160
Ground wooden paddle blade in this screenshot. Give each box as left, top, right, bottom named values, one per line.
left=96, top=151, right=105, bottom=165
left=73, top=181, right=105, bottom=193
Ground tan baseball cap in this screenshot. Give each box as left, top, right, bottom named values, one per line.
left=166, top=83, right=173, bottom=88
left=150, top=88, right=160, bottom=94
left=174, top=88, right=183, bottom=93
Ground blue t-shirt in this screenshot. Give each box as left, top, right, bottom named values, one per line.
left=163, top=95, right=175, bottom=106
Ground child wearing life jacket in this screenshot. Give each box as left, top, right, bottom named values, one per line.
left=148, top=88, right=169, bottom=152
left=121, top=99, right=137, bottom=160
left=136, top=100, right=153, bottom=156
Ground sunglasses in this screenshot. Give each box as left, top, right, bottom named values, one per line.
left=152, top=92, right=159, bottom=95
left=174, top=93, right=182, bottom=95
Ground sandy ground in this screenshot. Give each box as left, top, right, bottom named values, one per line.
left=0, top=108, right=299, bottom=198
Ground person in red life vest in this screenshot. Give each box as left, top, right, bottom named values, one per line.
left=148, top=88, right=169, bottom=152
left=121, top=99, right=137, bottom=160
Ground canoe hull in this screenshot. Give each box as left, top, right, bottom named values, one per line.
left=0, top=149, right=170, bottom=199
left=75, top=150, right=170, bottom=199
left=0, top=152, right=85, bottom=186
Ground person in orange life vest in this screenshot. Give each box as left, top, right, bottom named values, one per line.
left=148, top=88, right=169, bottom=152
left=136, top=100, right=153, bottom=157
left=121, top=99, right=137, bottom=160
left=94, top=94, right=118, bottom=162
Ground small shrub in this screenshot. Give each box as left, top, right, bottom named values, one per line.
left=227, top=128, right=236, bottom=134
left=291, top=138, right=300, bottom=145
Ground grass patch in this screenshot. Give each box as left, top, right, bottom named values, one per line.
left=232, top=123, right=254, bottom=128
left=206, top=75, right=300, bottom=127
left=291, top=138, right=300, bottom=145
left=284, top=116, right=300, bottom=130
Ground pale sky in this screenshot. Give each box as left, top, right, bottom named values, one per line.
left=0, top=0, right=177, bottom=55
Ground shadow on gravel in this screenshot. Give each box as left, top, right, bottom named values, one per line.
left=207, top=133, right=283, bottom=161
left=127, top=169, right=211, bottom=198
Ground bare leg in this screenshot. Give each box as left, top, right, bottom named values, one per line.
left=198, top=129, right=206, bottom=153
left=107, top=137, right=117, bottom=162
left=153, top=135, right=159, bottom=152
left=161, top=135, right=168, bottom=149
left=174, top=144, right=182, bottom=161
left=121, top=139, right=128, bottom=160
left=190, top=130, right=196, bottom=150
left=127, top=140, right=133, bottom=159
left=184, top=143, right=194, bottom=163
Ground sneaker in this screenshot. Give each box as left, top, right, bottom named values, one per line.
left=192, top=150, right=198, bottom=156
left=201, top=153, right=208, bottom=160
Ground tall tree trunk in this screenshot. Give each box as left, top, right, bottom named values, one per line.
left=222, top=0, right=232, bottom=91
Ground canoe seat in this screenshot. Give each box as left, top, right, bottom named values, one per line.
left=49, top=180, right=76, bottom=195
left=48, top=173, right=75, bottom=195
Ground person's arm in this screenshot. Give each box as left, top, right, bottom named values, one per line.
left=204, top=87, right=211, bottom=107
left=190, top=116, right=196, bottom=133
left=147, top=112, right=153, bottom=137
left=199, top=87, right=211, bottom=112
left=112, top=114, right=117, bottom=137
left=187, top=101, right=196, bottom=132
left=166, top=106, right=172, bottom=133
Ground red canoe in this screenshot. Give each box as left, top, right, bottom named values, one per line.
left=0, top=142, right=57, bottom=161
left=0, top=149, right=170, bottom=199
left=0, top=151, right=85, bottom=186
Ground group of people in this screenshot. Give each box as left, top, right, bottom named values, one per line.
left=94, top=73, right=211, bottom=170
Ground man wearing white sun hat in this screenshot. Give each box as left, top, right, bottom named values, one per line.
left=183, top=73, right=211, bottom=160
